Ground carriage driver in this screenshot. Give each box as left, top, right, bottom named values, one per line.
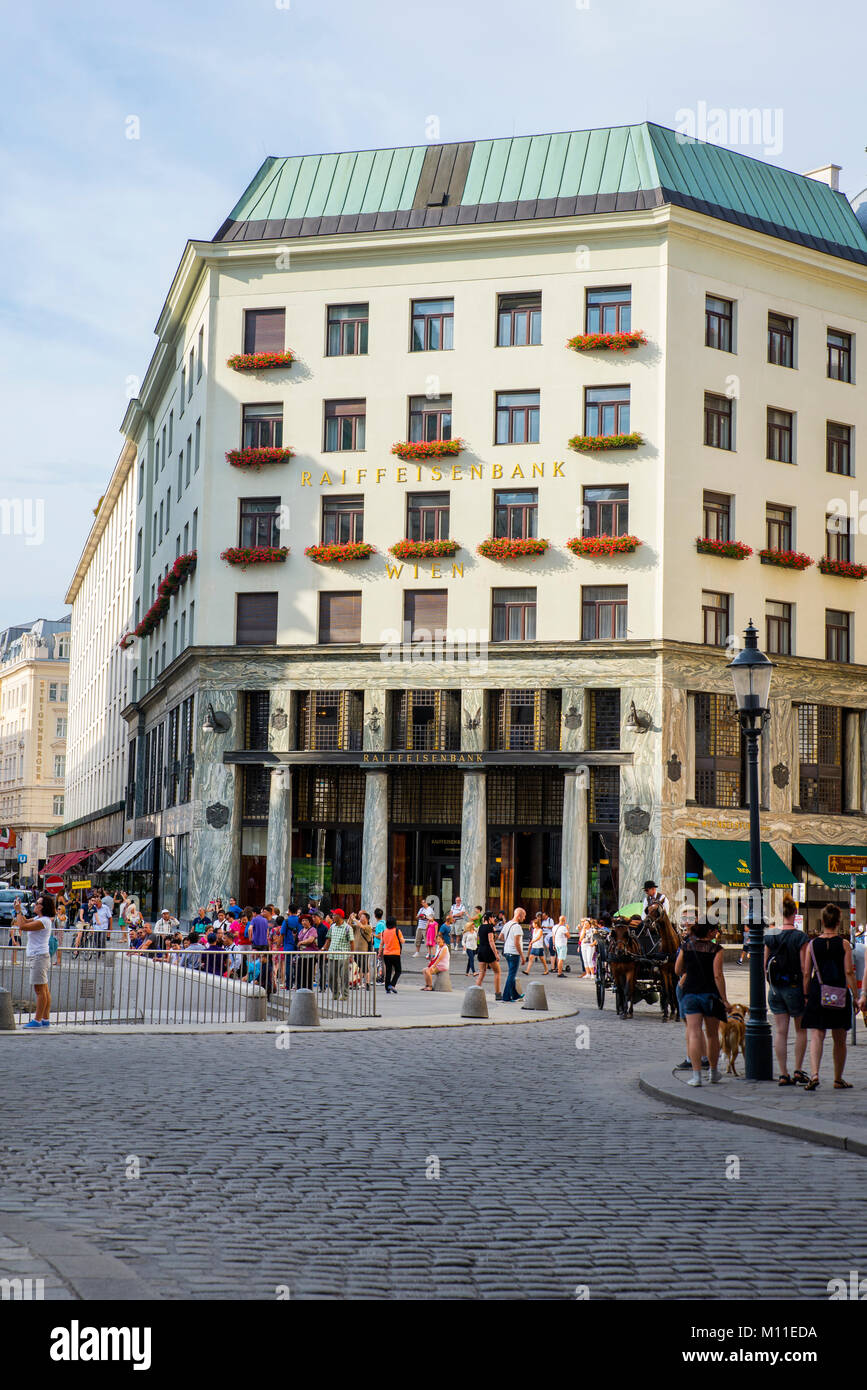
left=642, top=879, right=670, bottom=918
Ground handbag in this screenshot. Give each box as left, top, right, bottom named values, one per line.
left=809, top=940, right=848, bottom=1009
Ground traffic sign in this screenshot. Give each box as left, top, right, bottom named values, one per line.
left=17, top=854, right=27, bottom=863
left=44, top=876, right=64, bottom=894
left=71, top=879, right=91, bottom=890
left=829, top=855, right=867, bottom=875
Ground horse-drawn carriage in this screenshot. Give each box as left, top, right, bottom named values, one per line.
left=595, top=904, right=680, bottom=1020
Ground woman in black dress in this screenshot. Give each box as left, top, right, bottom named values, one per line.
left=475, top=911, right=502, bottom=1000
left=800, top=903, right=857, bottom=1090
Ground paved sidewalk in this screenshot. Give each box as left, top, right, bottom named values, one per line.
left=0, top=1213, right=160, bottom=1301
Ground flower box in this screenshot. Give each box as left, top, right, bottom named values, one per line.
left=566, top=535, right=642, bottom=556
left=566, top=331, right=647, bottom=353
left=695, top=538, right=753, bottom=560
left=226, top=446, right=294, bottom=471
left=477, top=537, right=549, bottom=560
left=390, top=439, right=465, bottom=461
left=568, top=433, right=643, bottom=453
left=118, top=633, right=134, bottom=650
left=221, top=546, right=289, bottom=570
left=226, top=351, right=295, bottom=372
left=305, top=542, right=376, bottom=564
left=389, top=539, right=461, bottom=559
left=133, top=551, right=197, bottom=641
left=759, top=548, right=813, bottom=571
left=818, top=557, right=867, bottom=580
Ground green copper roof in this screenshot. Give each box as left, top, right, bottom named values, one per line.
left=214, top=123, right=867, bottom=265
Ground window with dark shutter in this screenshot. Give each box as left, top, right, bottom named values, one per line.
left=244, top=309, right=285, bottom=355
left=319, top=592, right=361, bottom=644
left=404, top=591, right=447, bottom=642
left=236, top=592, right=278, bottom=645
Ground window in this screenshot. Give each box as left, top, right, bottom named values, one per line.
left=242, top=403, right=283, bottom=449
left=195, top=418, right=201, bottom=472
left=152, top=512, right=157, bottom=554
left=298, top=691, right=363, bottom=752
left=492, top=587, right=536, bottom=641
left=798, top=704, right=843, bottom=812
left=586, top=286, right=631, bottom=334
left=324, top=399, right=365, bottom=452
left=237, top=593, right=278, bottom=645
left=138, top=460, right=144, bottom=501
left=768, top=312, right=795, bottom=367
left=319, top=592, right=362, bottom=644
left=161, top=424, right=167, bottom=468
left=404, top=590, right=448, bottom=643
left=767, top=408, right=794, bottom=463
left=197, top=326, right=204, bottom=380
left=490, top=690, right=548, bottom=751
left=583, top=485, right=628, bottom=536
left=826, top=512, right=853, bottom=564
left=827, top=421, right=852, bottom=475
left=188, top=602, right=194, bottom=643
left=240, top=497, right=281, bottom=548
left=185, top=436, right=192, bottom=488
left=180, top=367, right=185, bottom=416
left=188, top=349, right=194, bottom=399
left=588, top=690, right=621, bottom=749
left=168, top=410, right=173, bottom=451
left=48, top=683, right=57, bottom=702
left=136, top=529, right=143, bottom=571
left=584, top=386, right=630, bottom=437
left=61, top=683, right=68, bottom=702
left=495, top=391, right=539, bottom=445
left=392, top=690, right=461, bottom=752
left=497, top=292, right=541, bottom=346
left=828, top=329, right=852, bottom=383
left=494, top=489, right=537, bottom=539
left=323, top=496, right=364, bottom=544
left=766, top=600, right=792, bottom=655
left=54, top=754, right=66, bottom=779
left=826, top=609, right=852, bottom=663
left=705, top=295, right=733, bottom=352
left=695, top=692, right=741, bottom=808
left=165, top=487, right=171, bottom=531
left=192, top=509, right=198, bottom=549
left=702, top=491, right=731, bottom=541
left=704, top=392, right=733, bottom=449
left=407, top=492, right=449, bottom=541
left=411, top=298, right=453, bottom=351
left=582, top=586, right=627, bottom=640
left=155, top=439, right=160, bottom=475
left=52, top=795, right=64, bottom=817
left=244, top=308, right=285, bottom=355
left=159, top=501, right=164, bottom=543
left=766, top=504, right=792, bottom=552
left=183, top=522, right=189, bottom=551
left=702, top=591, right=731, bottom=646
left=176, top=534, right=181, bottom=559
left=409, top=394, right=451, bottom=443
left=327, top=303, right=368, bottom=356
left=177, top=452, right=183, bottom=495
left=56, top=716, right=67, bottom=738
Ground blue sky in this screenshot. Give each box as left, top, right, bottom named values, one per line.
left=1, top=0, right=865, bottom=629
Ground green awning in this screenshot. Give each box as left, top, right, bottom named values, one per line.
left=688, top=839, right=792, bottom=888
left=794, top=844, right=867, bottom=889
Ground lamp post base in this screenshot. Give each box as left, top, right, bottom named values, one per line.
left=744, top=1022, right=773, bottom=1082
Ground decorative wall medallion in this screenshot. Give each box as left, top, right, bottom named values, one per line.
left=563, top=704, right=582, bottom=730
left=624, top=806, right=651, bottom=834
left=772, top=762, right=790, bottom=789
left=205, top=802, right=230, bottom=829
left=666, top=754, right=682, bottom=782
left=271, top=709, right=288, bottom=731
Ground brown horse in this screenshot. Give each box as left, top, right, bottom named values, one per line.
left=607, top=918, right=641, bottom=1018
left=643, top=902, right=681, bottom=1022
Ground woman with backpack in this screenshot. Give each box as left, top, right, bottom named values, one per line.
left=800, top=903, right=857, bottom=1091
left=764, top=893, right=809, bottom=1086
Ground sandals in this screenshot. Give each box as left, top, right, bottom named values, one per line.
left=805, top=1077, right=820, bottom=1091
left=793, top=1070, right=809, bottom=1085
left=778, top=1074, right=794, bottom=1086
left=834, top=1079, right=853, bottom=1089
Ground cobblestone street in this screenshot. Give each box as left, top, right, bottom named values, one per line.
left=2, top=975, right=866, bottom=1301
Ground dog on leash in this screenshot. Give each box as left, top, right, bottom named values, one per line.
left=719, top=1005, right=747, bottom=1076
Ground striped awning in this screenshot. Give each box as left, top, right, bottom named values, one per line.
left=41, top=849, right=91, bottom=877
left=96, top=839, right=154, bottom=875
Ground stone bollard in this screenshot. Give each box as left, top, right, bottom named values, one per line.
left=245, top=986, right=267, bottom=1022
left=0, top=988, right=15, bottom=1031
left=461, top=985, right=488, bottom=1019
left=432, top=971, right=453, bottom=993
left=288, top=988, right=321, bottom=1026
left=521, top=980, right=548, bottom=1011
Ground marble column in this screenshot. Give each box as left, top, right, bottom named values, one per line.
left=460, top=771, right=487, bottom=913
left=460, top=688, right=485, bottom=753
left=363, top=688, right=387, bottom=753
left=618, top=682, right=662, bottom=905
left=561, top=770, right=589, bottom=926
left=560, top=687, right=587, bottom=755
left=361, top=771, right=388, bottom=914
left=265, top=768, right=292, bottom=908
left=768, top=697, right=794, bottom=817
left=845, top=711, right=860, bottom=813
left=189, top=686, right=239, bottom=912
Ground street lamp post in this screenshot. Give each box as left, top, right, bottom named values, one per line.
left=726, top=620, right=774, bottom=1082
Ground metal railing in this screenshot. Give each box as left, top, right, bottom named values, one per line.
left=0, top=945, right=377, bottom=1026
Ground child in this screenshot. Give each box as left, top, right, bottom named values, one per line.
left=425, top=914, right=437, bottom=962
left=462, top=919, right=478, bottom=975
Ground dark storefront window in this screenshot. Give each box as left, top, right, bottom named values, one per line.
left=694, top=692, right=742, bottom=808
left=797, top=704, right=843, bottom=813
left=588, top=690, right=621, bottom=749
left=489, top=689, right=561, bottom=751
left=297, top=690, right=363, bottom=751
left=391, top=690, right=461, bottom=751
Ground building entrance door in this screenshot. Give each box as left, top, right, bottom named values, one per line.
left=422, top=834, right=460, bottom=917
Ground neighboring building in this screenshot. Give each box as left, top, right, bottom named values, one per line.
left=0, top=618, right=71, bottom=884
left=94, top=123, right=867, bottom=927
left=47, top=440, right=137, bottom=870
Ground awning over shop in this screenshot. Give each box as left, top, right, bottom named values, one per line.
left=794, top=844, right=867, bottom=889
left=687, top=839, right=792, bottom=888
left=96, top=839, right=154, bottom=875
left=41, top=849, right=91, bottom=877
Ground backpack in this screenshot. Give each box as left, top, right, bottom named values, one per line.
left=766, top=930, right=802, bottom=988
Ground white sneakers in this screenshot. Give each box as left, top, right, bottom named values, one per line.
left=687, top=1073, right=702, bottom=1086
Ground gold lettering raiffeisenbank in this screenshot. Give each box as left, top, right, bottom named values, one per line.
left=299, top=462, right=567, bottom=486
left=362, top=752, right=485, bottom=764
